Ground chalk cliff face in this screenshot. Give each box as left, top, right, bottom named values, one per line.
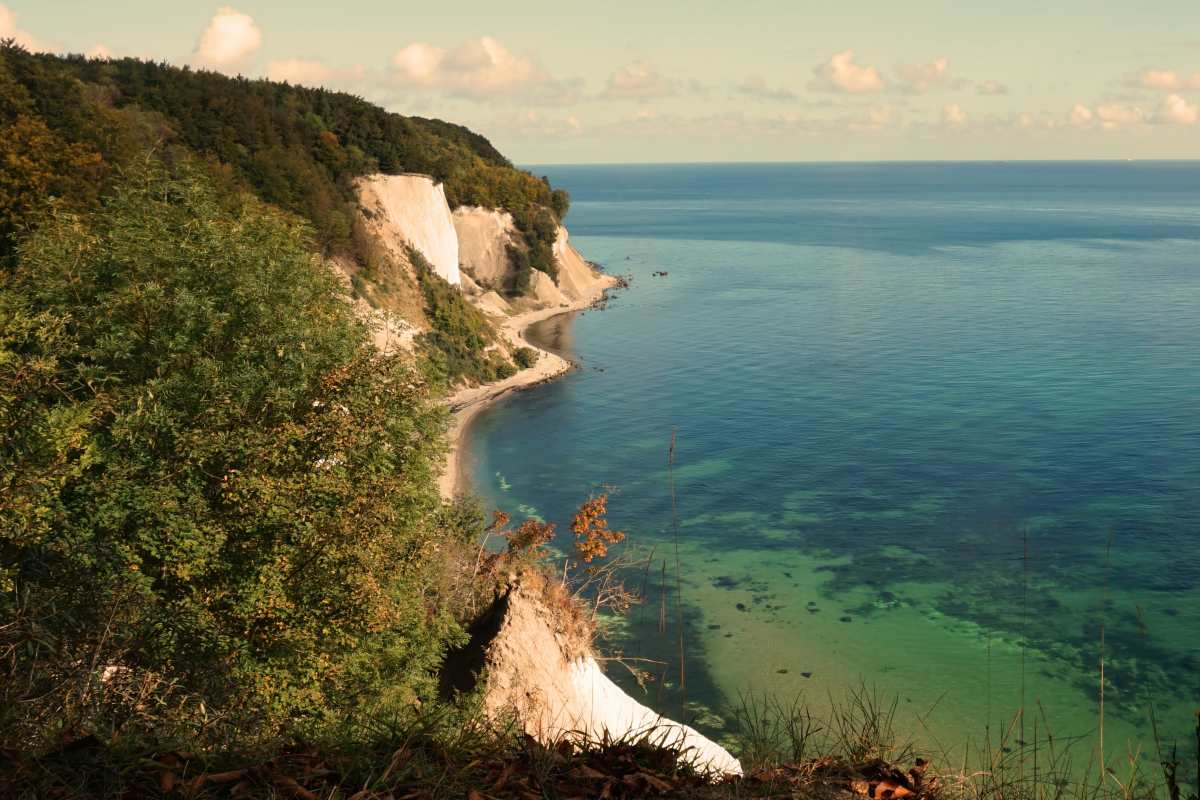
left=354, top=174, right=613, bottom=318
left=454, top=214, right=613, bottom=310
left=356, top=174, right=460, bottom=285
left=453, top=206, right=516, bottom=288
left=552, top=225, right=605, bottom=302
left=528, top=268, right=568, bottom=307
left=445, top=581, right=743, bottom=777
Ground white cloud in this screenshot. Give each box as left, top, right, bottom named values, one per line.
left=942, top=103, right=968, bottom=128
left=1055, top=97, right=1200, bottom=130
left=0, top=3, right=51, bottom=52
left=735, top=74, right=797, bottom=102
left=1056, top=100, right=1166, bottom=130
left=603, top=60, right=682, bottom=98
left=1095, top=102, right=1146, bottom=130
left=1138, top=68, right=1200, bottom=91
left=976, top=80, right=1008, bottom=95
left=266, top=58, right=366, bottom=87
left=1069, top=104, right=1095, bottom=127
left=811, top=50, right=885, bottom=93
left=1158, top=93, right=1199, bottom=125
left=897, top=57, right=954, bottom=93
left=392, top=42, right=445, bottom=83
left=486, top=110, right=584, bottom=137
left=847, top=104, right=896, bottom=131
left=192, top=6, right=262, bottom=69
left=390, top=36, right=547, bottom=98
left=1016, top=111, right=1058, bottom=130
left=601, top=109, right=815, bottom=139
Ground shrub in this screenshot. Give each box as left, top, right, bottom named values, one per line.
left=550, top=187, right=571, bottom=221
left=513, top=347, right=540, bottom=370
left=412, top=248, right=514, bottom=386
left=0, top=163, right=460, bottom=750
left=505, top=244, right=533, bottom=296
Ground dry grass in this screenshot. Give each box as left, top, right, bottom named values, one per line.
left=4, top=681, right=1196, bottom=800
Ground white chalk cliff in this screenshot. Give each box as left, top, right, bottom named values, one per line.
left=354, top=173, right=613, bottom=316
left=552, top=225, right=604, bottom=302
left=446, top=581, right=743, bottom=777
left=453, top=206, right=516, bottom=288
left=356, top=174, right=460, bottom=285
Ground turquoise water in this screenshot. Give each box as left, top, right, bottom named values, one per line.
left=466, top=163, right=1200, bottom=763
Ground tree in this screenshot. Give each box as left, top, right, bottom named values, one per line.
left=0, top=115, right=103, bottom=259
left=0, top=162, right=459, bottom=749
left=1, top=43, right=567, bottom=295
left=550, top=187, right=571, bottom=221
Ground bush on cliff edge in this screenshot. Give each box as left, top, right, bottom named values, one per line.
left=0, top=163, right=467, bottom=751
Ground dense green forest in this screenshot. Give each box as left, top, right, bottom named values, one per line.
left=0, top=42, right=575, bottom=385
left=0, top=43, right=567, bottom=276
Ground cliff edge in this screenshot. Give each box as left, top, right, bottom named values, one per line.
left=356, top=174, right=461, bottom=286
left=453, top=206, right=515, bottom=288
left=443, top=580, right=743, bottom=777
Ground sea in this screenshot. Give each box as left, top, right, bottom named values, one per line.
left=464, top=162, right=1200, bottom=766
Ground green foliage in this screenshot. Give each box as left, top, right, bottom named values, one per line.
left=505, top=244, right=533, bottom=296
left=0, top=163, right=463, bottom=749
left=550, top=187, right=571, bottom=220
left=0, top=115, right=103, bottom=259
left=0, top=48, right=103, bottom=259
left=511, top=204, right=560, bottom=280
left=0, top=44, right=566, bottom=280
left=513, top=347, right=540, bottom=370
left=412, top=249, right=515, bottom=386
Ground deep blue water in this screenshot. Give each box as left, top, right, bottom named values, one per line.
left=468, top=163, right=1200, bottom=759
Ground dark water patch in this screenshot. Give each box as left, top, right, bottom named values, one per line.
left=524, top=312, right=579, bottom=360
left=608, top=596, right=737, bottom=739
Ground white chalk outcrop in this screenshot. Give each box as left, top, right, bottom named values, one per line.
left=553, top=225, right=606, bottom=302
left=453, top=206, right=516, bottom=288
left=454, top=215, right=613, bottom=312
left=355, top=174, right=614, bottom=317
left=356, top=174, right=460, bottom=285
left=528, top=269, right=569, bottom=307
left=445, top=581, right=742, bottom=777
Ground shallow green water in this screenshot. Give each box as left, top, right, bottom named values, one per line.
left=465, top=163, right=1200, bottom=767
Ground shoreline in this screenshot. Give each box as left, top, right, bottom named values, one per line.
left=437, top=277, right=617, bottom=500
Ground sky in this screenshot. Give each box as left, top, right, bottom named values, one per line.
left=4, top=1, right=1200, bottom=163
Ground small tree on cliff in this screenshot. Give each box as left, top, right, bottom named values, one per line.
left=550, top=187, right=571, bottom=221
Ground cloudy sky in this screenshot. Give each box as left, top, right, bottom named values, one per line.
left=5, top=1, right=1200, bottom=162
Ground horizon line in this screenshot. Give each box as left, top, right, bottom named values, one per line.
left=523, top=157, right=1200, bottom=167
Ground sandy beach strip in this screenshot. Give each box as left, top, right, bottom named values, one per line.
left=437, top=278, right=617, bottom=500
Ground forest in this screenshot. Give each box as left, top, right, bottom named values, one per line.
left=0, top=42, right=567, bottom=272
